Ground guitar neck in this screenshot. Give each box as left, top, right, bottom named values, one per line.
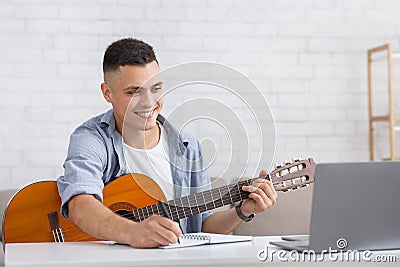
left=131, top=177, right=259, bottom=222
left=130, top=158, right=315, bottom=222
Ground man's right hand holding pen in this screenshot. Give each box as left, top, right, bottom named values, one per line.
left=158, top=199, right=180, bottom=244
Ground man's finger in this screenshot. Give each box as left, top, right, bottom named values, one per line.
left=158, top=217, right=182, bottom=237
left=259, top=169, right=269, bottom=176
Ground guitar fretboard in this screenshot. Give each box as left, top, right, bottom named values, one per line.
left=131, top=178, right=259, bottom=222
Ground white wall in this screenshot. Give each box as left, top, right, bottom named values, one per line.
left=1, top=0, right=400, bottom=189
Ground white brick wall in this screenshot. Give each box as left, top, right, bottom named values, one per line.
left=1, top=0, right=400, bottom=189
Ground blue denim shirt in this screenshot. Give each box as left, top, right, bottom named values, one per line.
left=57, top=109, right=211, bottom=233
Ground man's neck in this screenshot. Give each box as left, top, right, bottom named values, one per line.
left=123, top=124, right=161, bottom=150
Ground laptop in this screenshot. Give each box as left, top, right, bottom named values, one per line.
left=270, top=162, right=400, bottom=252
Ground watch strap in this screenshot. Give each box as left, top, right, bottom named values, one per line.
left=235, top=201, right=255, bottom=222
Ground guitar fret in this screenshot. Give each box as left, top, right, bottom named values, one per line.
left=193, top=194, right=201, bottom=214
left=135, top=209, right=140, bottom=222
left=142, top=207, right=146, bottom=219
left=236, top=183, right=243, bottom=201
left=166, top=202, right=173, bottom=219
left=150, top=205, right=155, bottom=216
left=173, top=199, right=179, bottom=220
left=201, top=191, right=207, bottom=211
left=222, top=186, right=231, bottom=205
left=212, top=189, right=221, bottom=208
left=226, top=185, right=233, bottom=204
left=133, top=209, right=137, bottom=221
left=210, top=190, right=216, bottom=209
left=149, top=205, right=153, bottom=217
left=180, top=198, right=186, bottom=218
left=187, top=196, right=193, bottom=216
left=181, top=196, right=192, bottom=217
left=134, top=209, right=139, bottom=221
left=155, top=203, right=160, bottom=215
left=218, top=188, right=224, bottom=206
left=136, top=209, right=140, bottom=221
left=140, top=208, right=145, bottom=221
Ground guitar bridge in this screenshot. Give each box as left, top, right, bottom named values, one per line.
left=47, top=211, right=65, bottom=242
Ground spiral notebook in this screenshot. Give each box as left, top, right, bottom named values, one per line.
left=160, top=233, right=252, bottom=249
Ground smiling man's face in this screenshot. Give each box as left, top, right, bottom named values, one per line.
left=101, top=60, right=163, bottom=135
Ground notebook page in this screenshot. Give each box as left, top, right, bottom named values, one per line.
left=159, top=233, right=251, bottom=249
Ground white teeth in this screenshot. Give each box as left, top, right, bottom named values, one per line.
left=136, top=110, right=154, bottom=117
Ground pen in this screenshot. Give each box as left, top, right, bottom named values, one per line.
left=158, top=199, right=180, bottom=244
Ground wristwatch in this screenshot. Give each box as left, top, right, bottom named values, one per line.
left=235, top=201, right=255, bottom=222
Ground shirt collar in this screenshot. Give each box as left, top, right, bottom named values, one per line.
left=100, top=109, right=189, bottom=150
left=100, top=109, right=116, bottom=136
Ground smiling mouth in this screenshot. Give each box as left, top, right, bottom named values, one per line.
left=134, top=108, right=156, bottom=119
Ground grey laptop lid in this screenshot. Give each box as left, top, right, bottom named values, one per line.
left=309, top=162, right=400, bottom=251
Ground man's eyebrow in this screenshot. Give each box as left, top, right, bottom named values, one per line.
left=123, top=85, right=141, bottom=91
left=152, top=81, right=163, bottom=87
left=123, top=81, right=163, bottom=91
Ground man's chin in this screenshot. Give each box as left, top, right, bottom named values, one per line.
left=138, top=120, right=158, bottom=132
left=122, top=121, right=157, bottom=133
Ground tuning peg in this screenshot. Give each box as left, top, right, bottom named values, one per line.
left=284, top=160, right=292, bottom=165
left=275, top=163, right=283, bottom=169
left=292, top=158, right=300, bottom=162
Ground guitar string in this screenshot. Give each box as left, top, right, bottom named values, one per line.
left=115, top=187, right=249, bottom=222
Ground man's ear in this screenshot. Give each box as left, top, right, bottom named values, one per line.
left=101, top=83, right=112, bottom=103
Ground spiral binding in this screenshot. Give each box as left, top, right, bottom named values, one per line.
left=181, top=234, right=211, bottom=241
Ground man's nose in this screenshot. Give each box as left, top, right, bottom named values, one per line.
left=138, top=89, right=155, bottom=107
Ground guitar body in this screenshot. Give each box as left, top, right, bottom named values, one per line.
left=3, top=174, right=166, bottom=244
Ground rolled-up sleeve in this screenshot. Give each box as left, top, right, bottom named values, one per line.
left=57, top=127, right=107, bottom=218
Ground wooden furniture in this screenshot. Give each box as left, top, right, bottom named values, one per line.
left=368, top=44, right=400, bottom=161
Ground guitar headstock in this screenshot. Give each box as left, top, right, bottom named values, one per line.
left=267, top=158, right=316, bottom=192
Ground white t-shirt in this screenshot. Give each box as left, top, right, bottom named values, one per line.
left=123, top=124, right=174, bottom=200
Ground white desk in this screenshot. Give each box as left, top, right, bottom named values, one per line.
left=5, top=236, right=400, bottom=266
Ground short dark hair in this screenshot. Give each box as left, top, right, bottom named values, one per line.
left=102, top=38, right=158, bottom=74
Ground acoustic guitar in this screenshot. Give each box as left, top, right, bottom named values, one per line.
left=2, top=158, right=315, bottom=245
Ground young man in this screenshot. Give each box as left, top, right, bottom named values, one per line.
left=57, top=38, right=277, bottom=248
